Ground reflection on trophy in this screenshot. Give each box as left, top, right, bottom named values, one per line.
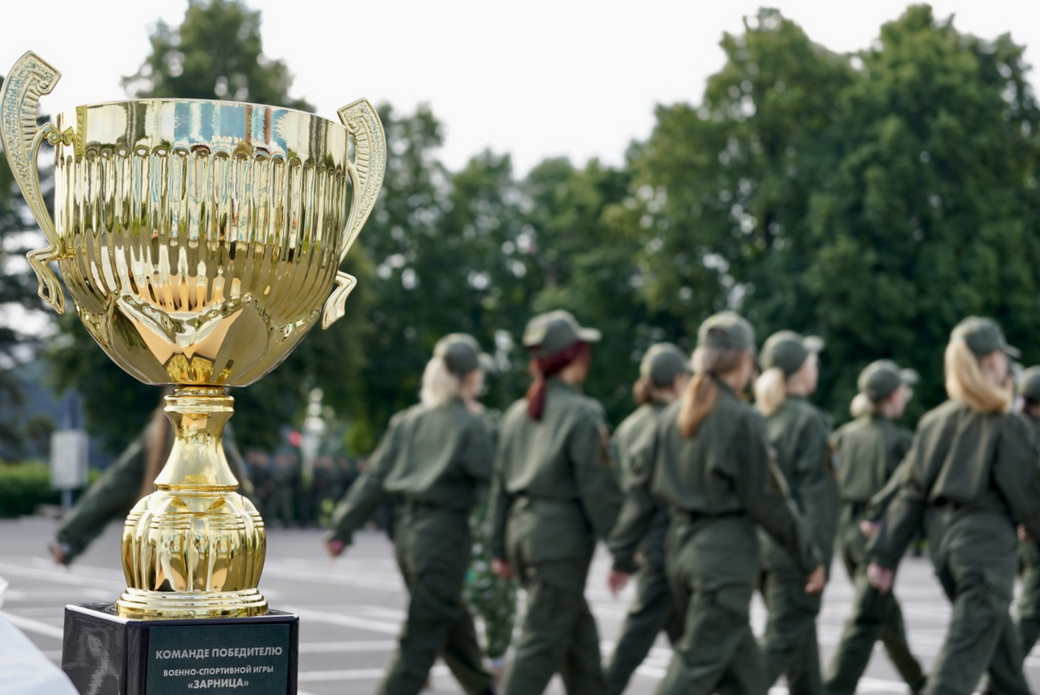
left=1, top=49, right=385, bottom=691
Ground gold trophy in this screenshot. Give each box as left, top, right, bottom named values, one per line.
left=0, top=51, right=386, bottom=621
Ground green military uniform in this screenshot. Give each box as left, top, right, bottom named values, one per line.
left=328, top=334, right=495, bottom=695
left=489, top=311, right=621, bottom=695
left=604, top=344, right=690, bottom=695
left=464, top=410, right=518, bottom=666
left=55, top=418, right=251, bottom=564
left=610, top=312, right=819, bottom=695
left=267, top=451, right=298, bottom=528
left=1014, top=366, right=1040, bottom=659
left=757, top=331, right=838, bottom=695
left=870, top=317, right=1040, bottom=695
left=824, top=361, right=926, bottom=694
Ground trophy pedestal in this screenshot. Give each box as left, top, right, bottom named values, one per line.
left=60, top=603, right=298, bottom=695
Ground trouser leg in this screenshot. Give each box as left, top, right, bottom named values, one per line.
left=761, top=567, right=823, bottom=695
left=560, top=597, right=608, bottom=695
left=605, top=560, right=674, bottom=695
left=878, top=592, right=927, bottom=689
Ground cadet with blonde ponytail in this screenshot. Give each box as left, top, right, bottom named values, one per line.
left=868, top=317, right=1040, bottom=695
left=608, top=312, right=825, bottom=695
left=754, top=330, right=837, bottom=695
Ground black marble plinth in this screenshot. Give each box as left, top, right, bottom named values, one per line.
left=61, top=603, right=298, bottom=695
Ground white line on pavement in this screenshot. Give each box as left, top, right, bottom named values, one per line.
left=0, top=561, right=119, bottom=590
left=299, top=640, right=396, bottom=653
left=298, top=665, right=450, bottom=683
left=282, top=606, right=400, bottom=635
left=1, top=610, right=64, bottom=639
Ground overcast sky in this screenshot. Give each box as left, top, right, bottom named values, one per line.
left=2, top=0, right=1039, bottom=174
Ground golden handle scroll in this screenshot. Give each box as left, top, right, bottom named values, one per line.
left=322, top=99, right=387, bottom=329
left=0, top=51, right=65, bottom=314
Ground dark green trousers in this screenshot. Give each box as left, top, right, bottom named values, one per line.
left=658, top=516, right=767, bottom=695
left=380, top=505, right=492, bottom=695
left=925, top=508, right=1029, bottom=695
left=501, top=501, right=605, bottom=695
left=1017, top=539, right=1040, bottom=659
left=760, top=558, right=823, bottom=695
left=605, top=538, right=681, bottom=695
left=825, top=510, right=925, bottom=694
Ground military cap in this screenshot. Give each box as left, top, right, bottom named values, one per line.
left=1020, top=366, right=1040, bottom=402
left=697, top=311, right=755, bottom=352
left=761, top=330, right=824, bottom=376
left=434, top=333, right=492, bottom=377
left=858, top=360, right=918, bottom=402
left=951, top=316, right=1020, bottom=359
left=522, top=310, right=601, bottom=359
left=640, top=343, right=692, bottom=387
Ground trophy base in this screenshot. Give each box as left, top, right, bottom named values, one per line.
left=116, top=587, right=269, bottom=620
left=61, top=603, right=298, bottom=695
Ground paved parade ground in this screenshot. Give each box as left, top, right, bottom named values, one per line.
left=2, top=516, right=1038, bottom=694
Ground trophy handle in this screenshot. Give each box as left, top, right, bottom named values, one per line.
left=0, top=51, right=65, bottom=314
left=321, top=99, right=387, bottom=329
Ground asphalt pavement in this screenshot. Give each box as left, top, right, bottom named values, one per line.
left=2, top=516, right=1038, bottom=694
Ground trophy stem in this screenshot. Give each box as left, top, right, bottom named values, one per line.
left=116, top=386, right=268, bottom=619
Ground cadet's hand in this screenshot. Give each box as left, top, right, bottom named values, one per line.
left=491, top=558, right=513, bottom=579
left=1019, top=525, right=1032, bottom=543
left=859, top=520, right=879, bottom=539
left=48, top=542, right=70, bottom=567
left=804, top=565, right=826, bottom=594
left=325, top=539, right=346, bottom=558
left=867, top=562, right=894, bottom=593
left=607, top=570, right=631, bottom=596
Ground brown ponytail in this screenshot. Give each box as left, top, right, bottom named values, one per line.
left=633, top=376, right=654, bottom=405
left=677, top=345, right=745, bottom=437
left=526, top=342, right=589, bottom=420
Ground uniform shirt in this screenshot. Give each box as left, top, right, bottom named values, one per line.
left=329, top=398, right=494, bottom=545
left=870, top=400, right=1040, bottom=569
left=609, top=378, right=818, bottom=574
left=760, top=395, right=839, bottom=568
left=833, top=415, right=912, bottom=504
left=612, top=401, right=670, bottom=563
left=489, top=378, right=620, bottom=560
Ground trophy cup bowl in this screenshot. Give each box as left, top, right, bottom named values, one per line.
left=0, top=52, right=386, bottom=620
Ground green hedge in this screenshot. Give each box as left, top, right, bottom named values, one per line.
left=0, top=462, right=60, bottom=517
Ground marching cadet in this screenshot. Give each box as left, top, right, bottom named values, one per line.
left=604, top=343, right=690, bottom=695
left=488, top=310, right=621, bottom=695
left=325, top=334, right=497, bottom=695
left=754, top=330, right=838, bottom=695
left=824, top=361, right=926, bottom=694
left=608, top=311, right=825, bottom=694
left=868, top=317, right=1040, bottom=695
left=49, top=391, right=251, bottom=565
left=1015, top=366, right=1040, bottom=661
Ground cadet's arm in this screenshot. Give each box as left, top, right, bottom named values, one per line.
left=994, top=415, right=1040, bottom=540
left=865, top=455, right=912, bottom=521
left=867, top=432, right=927, bottom=570
left=462, top=418, right=495, bottom=483
left=56, top=436, right=147, bottom=563
left=792, top=414, right=838, bottom=568
left=488, top=435, right=512, bottom=561
left=327, top=417, right=399, bottom=546
left=607, top=426, right=659, bottom=574
left=738, top=415, right=819, bottom=574
left=572, top=409, right=622, bottom=542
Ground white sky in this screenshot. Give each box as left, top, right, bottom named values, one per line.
left=2, top=1, right=1039, bottom=175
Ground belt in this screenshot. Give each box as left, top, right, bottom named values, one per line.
left=671, top=508, right=745, bottom=524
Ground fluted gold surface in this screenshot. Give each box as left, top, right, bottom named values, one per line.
left=0, top=51, right=387, bottom=619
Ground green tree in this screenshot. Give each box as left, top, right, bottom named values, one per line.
left=805, top=5, right=1040, bottom=415
left=48, top=0, right=369, bottom=451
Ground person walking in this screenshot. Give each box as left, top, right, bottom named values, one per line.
left=1015, top=366, right=1040, bottom=661
left=754, top=330, right=838, bottom=695
left=824, top=360, right=927, bottom=694
left=49, top=391, right=251, bottom=566
left=325, top=334, right=497, bottom=695
left=608, top=311, right=825, bottom=694
left=604, top=343, right=690, bottom=695
left=867, top=317, right=1040, bottom=695
left=488, top=310, right=622, bottom=695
